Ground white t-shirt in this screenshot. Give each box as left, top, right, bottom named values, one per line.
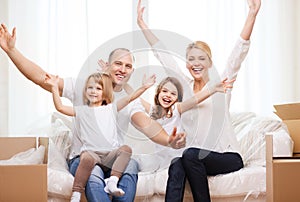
left=151, top=37, right=250, bottom=154
left=63, top=78, right=141, bottom=159
left=74, top=104, right=119, bottom=152
left=131, top=103, right=185, bottom=169
left=150, top=104, right=185, bottom=169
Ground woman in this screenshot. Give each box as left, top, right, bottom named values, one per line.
left=137, top=0, right=261, bottom=201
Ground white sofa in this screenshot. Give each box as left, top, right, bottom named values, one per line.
left=43, top=111, right=293, bottom=202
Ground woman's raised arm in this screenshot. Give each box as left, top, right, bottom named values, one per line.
left=137, top=0, right=159, bottom=46
left=240, top=0, right=261, bottom=40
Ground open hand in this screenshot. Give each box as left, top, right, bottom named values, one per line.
left=247, top=0, right=261, bottom=16
left=44, top=74, right=59, bottom=88
left=215, top=78, right=235, bottom=93
left=142, top=74, right=156, bottom=89
left=0, top=24, right=16, bottom=52
left=97, top=59, right=110, bottom=73
left=137, top=0, right=146, bottom=27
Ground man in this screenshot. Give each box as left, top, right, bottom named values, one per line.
left=0, top=23, right=186, bottom=202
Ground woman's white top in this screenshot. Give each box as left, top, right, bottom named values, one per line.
left=151, top=37, right=250, bottom=154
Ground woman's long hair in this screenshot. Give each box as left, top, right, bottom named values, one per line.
left=150, top=77, right=183, bottom=120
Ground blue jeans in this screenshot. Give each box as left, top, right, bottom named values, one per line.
left=68, top=156, right=139, bottom=202
left=165, top=148, right=243, bottom=202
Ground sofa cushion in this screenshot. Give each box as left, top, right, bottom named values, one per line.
left=49, top=113, right=73, bottom=160
left=231, top=112, right=293, bottom=166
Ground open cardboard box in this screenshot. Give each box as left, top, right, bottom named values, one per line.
left=274, top=102, right=300, bottom=154
left=0, top=137, right=48, bottom=202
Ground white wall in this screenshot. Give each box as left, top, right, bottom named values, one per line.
left=0, top=0, right=8, bottom=136
left=1, top=0, right=300, bottom=135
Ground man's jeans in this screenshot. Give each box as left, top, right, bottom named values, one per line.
left=68, top=156, right=139, bottom=202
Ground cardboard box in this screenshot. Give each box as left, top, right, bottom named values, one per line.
left=0, top=137, right=48, bottom=202
left=266, top=135, right=300, bottom=202
left=274, top=103, right=300, bottom=153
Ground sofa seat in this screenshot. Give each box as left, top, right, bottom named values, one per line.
left=36, top=111, right=293, bottom=201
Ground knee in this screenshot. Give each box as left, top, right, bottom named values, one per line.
left=120, top=145, right=132, bottom=154
left=120, top=173, right=138, bottom=184
left=235, top=153, right=244, bottom=170
left=88, top=172, right=104, bottom=184
left=169, top=157, right=183, bottom=172
left=182, top=147, right=199, bottom=162
left=170, top=157, right=181, bottom=167
left=80, top=151, right=96, bottom=165
left=182, top=148, right=210, bottom=166
left=68, top=156, right=80, bottom=176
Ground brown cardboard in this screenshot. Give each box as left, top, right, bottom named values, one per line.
left=274, top=103, right=300, bottom=153
left=0, top=137, right=48, bottom=202
left=266, top=135, right=300, bottom=202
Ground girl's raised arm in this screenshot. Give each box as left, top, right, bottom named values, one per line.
left=44, top=74, right=75, bottom=116
left=116, top=74, right=156, bottom=112
left=178, top=78, right=234, bottom=114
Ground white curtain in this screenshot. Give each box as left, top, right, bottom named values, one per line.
left=6, top=0, right=300, bottom=134
left=7, top=0, right=132, bottom=134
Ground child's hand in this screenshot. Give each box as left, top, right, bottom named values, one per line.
left=44, top=74, right=59, bottom=88
left=215, top=78, right=235, bottom=93
left=168, top=127, right=186, bottom=149
left=97, top=59, right=110, bottom=72
left=142, top=74, right=156, bottom=89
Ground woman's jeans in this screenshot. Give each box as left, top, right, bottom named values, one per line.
left=165, top=148, right=243, bottom=202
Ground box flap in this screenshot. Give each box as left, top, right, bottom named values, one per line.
left=274, top=103, right=300, bottom=120
left=39, top=137, right=49, bottom=164
left=0, top=137, right=36, bottom=159
left=0, top=137, right=49, bottom=163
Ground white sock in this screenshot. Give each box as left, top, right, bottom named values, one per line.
left=104, top=176, right=125, bottom=197
left=70, top=191, right=81, bottom=202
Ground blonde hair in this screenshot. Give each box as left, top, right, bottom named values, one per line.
left=186, top=41, right=212, bottom=62
left=150, top=77, right=183, bottom=120
left=83, top=72, right=114, bottom=106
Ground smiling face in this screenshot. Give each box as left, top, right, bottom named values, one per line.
left=151, top=77, right=183, bottom=120
left=158, top=81, right=178, bottom=109
left=107, top=49, right=134, bottom=91
left=85, top=77, right=104, bottom=107
left=186, top=41, right=212, bottom=82
left=83, top=73, right=113, bottom=107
